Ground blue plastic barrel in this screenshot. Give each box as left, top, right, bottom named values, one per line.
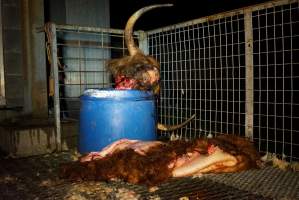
left=79, top=89, right=157, bottom=154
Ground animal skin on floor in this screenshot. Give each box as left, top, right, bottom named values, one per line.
left=60, top=134, right=261, bottom=186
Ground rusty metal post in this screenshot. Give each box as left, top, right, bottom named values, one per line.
left=244, top=10, right=254, bottom=141
left=49, top=23, right=61, bottom=151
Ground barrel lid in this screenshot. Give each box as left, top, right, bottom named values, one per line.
left=81, top=88, right=154, bottom=100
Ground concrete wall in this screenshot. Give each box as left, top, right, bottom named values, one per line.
left=46, top=0, right=110, bottom=27
left=22, top=0, right=48, bottom=117
left=0, top=0, right=47, bottom=120
left=65, top=0, right=110, bottom=27
left=1, top=0, right=24, bottom=119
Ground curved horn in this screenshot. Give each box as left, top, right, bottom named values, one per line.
left=125, top=4, right=173, bottom=56
left=157, top=114, right=196, bottom=131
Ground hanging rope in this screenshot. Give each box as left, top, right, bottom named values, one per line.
left=44, top=23, right=64, bottom=97
left=44, top=23, right=64, bottom=69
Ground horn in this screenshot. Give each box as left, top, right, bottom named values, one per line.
left=124, top=4, right=196, bottom=132
left=157, top=114, right=196, bottom=131
left=125, top=4, right=173, bottom=56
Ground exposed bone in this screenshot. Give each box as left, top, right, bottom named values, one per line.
left=172, top=147, right=237, bottom=177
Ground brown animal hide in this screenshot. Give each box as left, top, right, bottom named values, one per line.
left=60, top=135, right=261, bottom=186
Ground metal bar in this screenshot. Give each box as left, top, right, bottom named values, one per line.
left=164, top=31, right=169, bottom=138
left=289, top=3, right=294, bottom=161
left=208, top=21, right=212, bottom=134
left=138, top=31, right=149, bottom=55
left=219, top=21, right=223, bottom=134
left=56, top=24, right=125, bottom=35
left=225, top=19, right=229, bottom=134
left=213, top=21, right=218, bottom=135
left=231, top=16, right=235, bottom=135
left=281, top=7, right=286, bottom=157
left=192, top=24, right=198, bottom=137
left=147, top=0, right=297, bottom=35
left=237, top=16, right=241, bottom=135
left=188, top=25, right=193, bottom=139
left=202, top=24, right=207, bottom=136
left=179, top=28, right=184, bottom=138
left=257, top=9, right=262, bottom=153
left=265, top=9, right=270, bottom=153
left=244, top=10, right=254, bottom=140
left=0, top=0, right=6, bottom=106
left=49, top=23, right=61, bottom=151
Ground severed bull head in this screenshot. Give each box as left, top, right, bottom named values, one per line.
left=107, top=4, right=173, bottom=94
left=107, top=4, right=195, bottom=131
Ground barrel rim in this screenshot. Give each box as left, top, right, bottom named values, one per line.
left=80, top=88, right=154, bottom=100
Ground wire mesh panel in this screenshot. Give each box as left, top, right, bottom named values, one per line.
left=148, top=13, right=246, bottom=140
left=51, top=25, right=127, bottom=120
left=252, top=2, right=299, bottom=160
left=147, top=0, right=299, bottom=161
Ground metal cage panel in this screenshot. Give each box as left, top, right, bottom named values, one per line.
left=54, top=25, right=127, bottom=120
left=148, top=14, right=247, bottom=141
left=48, top=0, right=299, bottom=161
left=47, top=24, right=130, bottom=149
left=147, top=0, right=299, bottom=161
left=47, top=24, right=145, bottom=149
left=252, top=3, right=299, bottom=161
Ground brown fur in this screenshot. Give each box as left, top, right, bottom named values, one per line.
left=60, top=141, right=191, bottom=186
left=106, top=53, right=160, bottom=93
left=60, top=135, right=261, bottom=186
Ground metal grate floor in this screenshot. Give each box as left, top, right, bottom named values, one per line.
left=146, top=178, right=272, bottom=200
left=203, top=166, right=299, bottom=200
left=1, top=151, right=298, bottom=199
left=116, top=166, right=299, bottom=200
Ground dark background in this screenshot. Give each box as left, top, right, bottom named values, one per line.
left=110, top=0, right=269, bottom=30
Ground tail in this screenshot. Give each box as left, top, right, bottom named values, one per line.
left=157, top=114, right=196, bottom=131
